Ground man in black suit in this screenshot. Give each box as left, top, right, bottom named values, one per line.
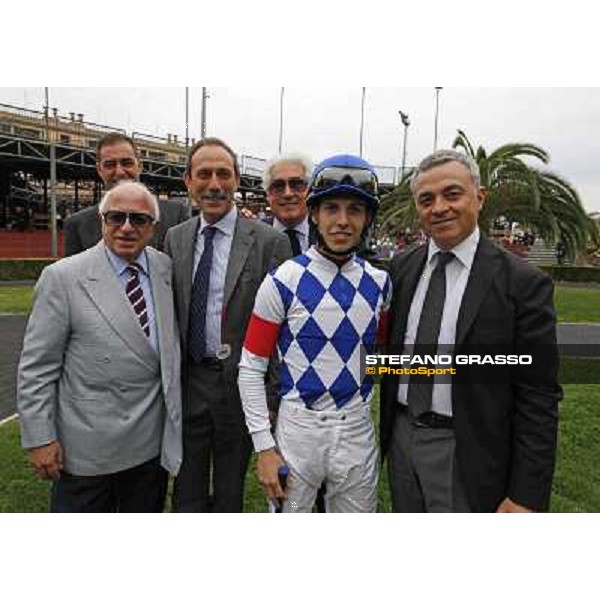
left=380, top=149, right=561, bottom=513
left=262, top=153, right=316, bottom=253
left=64, top=132, right=189, bottom=256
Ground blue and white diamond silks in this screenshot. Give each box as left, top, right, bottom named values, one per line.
left=257, top=247, right=391, bottom=410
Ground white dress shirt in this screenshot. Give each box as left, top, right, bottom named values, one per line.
left=397, top=227, right=480, bottom=416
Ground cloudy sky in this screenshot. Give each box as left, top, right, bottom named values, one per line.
left=1, top=87, right=598, bottom=212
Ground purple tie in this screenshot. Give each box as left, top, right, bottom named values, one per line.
left=126, top=263, right=150, bottom=337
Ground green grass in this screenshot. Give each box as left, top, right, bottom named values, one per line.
left=0, top=419, right=51, bottom=512
left=554, top=285, right=600, bottom=323
left=0, top=285, right=598, bottom=323
left=0, top=283, right=598, bottom=511
left=3, top=383, right=598, bottom=512
left=0, top=287, right=34, bottom=314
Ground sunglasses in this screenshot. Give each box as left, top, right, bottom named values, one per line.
left=311, top=167, right=378, bottom=196
left=102, top=210, right=155, bottom=228
left=268, top=177, right=308, bottom=196
left=99, top=158, right=138, bottom=169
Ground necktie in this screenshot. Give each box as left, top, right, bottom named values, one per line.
left=284, top=228, right=302, bottom=257
left=126, top=263, right=150, bottom=337
left=189, top=226, right=217, bottom=362
left=407, top=251, right=454, bottom=417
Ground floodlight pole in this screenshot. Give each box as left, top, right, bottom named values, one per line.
left=399, top=110, right=410, bottom=181
left=45, top=87, right=58, bottom=257
left=359, top=87, right=366, bottom=157
left=434, top=86, right=443, bottom=151
left=278, top=87, right=285, bottom=154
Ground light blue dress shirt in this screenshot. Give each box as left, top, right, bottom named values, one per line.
left=105, top=246, right=159, bottom=352
left=192, top=205, right=237, bottom=357
left=273, top=215, right=310, bottom=252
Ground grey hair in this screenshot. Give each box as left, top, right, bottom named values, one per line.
left=410, top=149, right=481, bottom=194
left=98, top=181, right=160, bottom=222
left=263, top=153, right=313, bottom=191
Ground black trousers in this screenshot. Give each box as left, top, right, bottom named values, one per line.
left=173, top=361, right=252, bottom=512
left=50, top=456, right=168, bottom=513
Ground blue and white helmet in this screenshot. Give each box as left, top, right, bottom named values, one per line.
left=307, top=154, right=379, bottom=213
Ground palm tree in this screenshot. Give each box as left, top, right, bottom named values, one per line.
left=453, top=130, right=598, bottom=258
left=377, top=170, right=417, bottom=239
left=377, top=131, right=599, bottom=260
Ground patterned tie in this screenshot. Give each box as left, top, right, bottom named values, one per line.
left=284, top=228, right=302, bottom=257
left=407, top=251, right=454, bottom=417
left=126, top=263, right=150, bottom=337
left=188, top=226, right=217, bottom=362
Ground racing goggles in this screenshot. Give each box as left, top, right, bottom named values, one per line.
left=311, top=167, right=378, bottom=197
left=102, top=210, right=155, bottom=228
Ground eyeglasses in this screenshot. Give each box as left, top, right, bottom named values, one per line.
left=99, top=158, right=138, bottom=170
left=268, top=177, right=308, bottom=196
left=102, top=211, right=155, bottom=228
left=311, top=167, right=378, bottom=196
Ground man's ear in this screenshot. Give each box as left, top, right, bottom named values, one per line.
left=477, top=186, right=487, bottom=212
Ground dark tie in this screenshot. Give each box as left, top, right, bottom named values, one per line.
left=407, top=251, right=454, bottom=417
left=126, top=263, right=150, bottom=337
left=284, top=228, right=302, bottom=257
left=188, top=226, right=217, bottom=362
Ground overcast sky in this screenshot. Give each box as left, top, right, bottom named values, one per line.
left=1, top=87, right=598, bottom=212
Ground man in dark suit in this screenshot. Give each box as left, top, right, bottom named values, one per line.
left=262, top=153, right=316, bottom=253
left=64, top=132, right=189, bottom=256
left=380, top=149, right=561, bottom=513
left=165, top=137, right=291, bottom=512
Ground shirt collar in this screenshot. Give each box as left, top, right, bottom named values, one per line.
left=305, top=245, right=357, bottom=273
left=105, top=245, right=149, bottom=277
left=273, top=215, right=309, bottom=238
left=200, top=205, right=237, bottom=237
left=427, top=226, right=480, bottom=270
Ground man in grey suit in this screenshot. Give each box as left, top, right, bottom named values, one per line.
left=18, top=180, right=182, bottom=512
left=165, top=137, right=291, bottom=512
left=64, top=132, right=189, bottom=256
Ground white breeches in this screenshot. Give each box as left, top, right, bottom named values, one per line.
left=275, top=400, right=379, bottom=513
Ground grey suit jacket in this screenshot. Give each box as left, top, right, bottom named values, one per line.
left=64, top=199, right=190, bottom=256
left=165, top=213, right=292, bottom=408
left=17, top=242, right=182, bottom=476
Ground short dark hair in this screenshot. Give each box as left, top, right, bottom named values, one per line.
left=96, top=132, right=139, bottom=161
left=185, top=137, right=240, bottom=177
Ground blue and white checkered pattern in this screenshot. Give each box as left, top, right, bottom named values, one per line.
left=255, top=247, right=391, bottom=410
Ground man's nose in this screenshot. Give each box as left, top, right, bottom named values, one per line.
left=120, top=216, right=135, bottom=232
left=208, top=172, right=222, bottom=190
left=336, top=208, right=350, bottom=226
left=431, top=196, right=449, bottom=213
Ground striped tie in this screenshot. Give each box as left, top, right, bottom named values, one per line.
left=126, top=263, right=150, bottom=337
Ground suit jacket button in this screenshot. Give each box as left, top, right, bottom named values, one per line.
left=103, top=356, right=110, bottom=363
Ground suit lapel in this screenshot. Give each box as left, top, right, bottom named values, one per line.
left=455, top=237, right=501, bottom=345
left=223, top=216, right=254, bottom=308
left=80, top=244, right=158, bottom=367
left=148, top=250, right=174, bottom=393
left=178, top=217, right=200, bottom=340
left=391, top=246, right=427, bottom=346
